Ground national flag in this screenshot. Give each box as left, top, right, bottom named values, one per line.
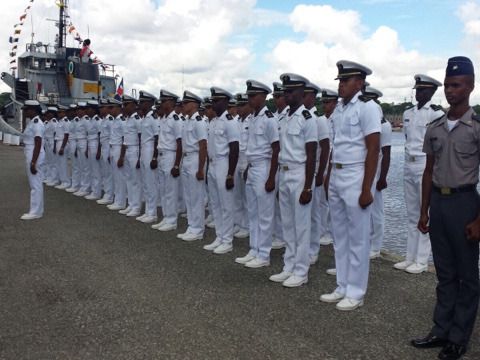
left=10, top=59, right=16, bottom=64
left=115, top=78, right=124, bottom=100
left=12, top=45, right=18, bottom=50
left=20, top=14, right=27, bottom=21
left=14, top=29, right=21, bottom=35
left=9, top=37, right=19, bottom=43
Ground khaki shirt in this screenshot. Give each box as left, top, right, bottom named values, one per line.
left=423, top=107, right=480, bottom=188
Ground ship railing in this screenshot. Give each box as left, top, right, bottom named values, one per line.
left=25, top=43, right=56, bottom=55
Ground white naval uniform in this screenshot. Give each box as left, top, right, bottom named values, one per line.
left=181, top=112, right=208, bottom=235
left=273, top=107, right=289, bottom=246
left=22, top=116, right=45, bottom=216
left=329, top=91, right=381, bottom=300
left=309, top=109, right=331, bottom=260
left=245, top=107, right=279, bottom=260
left=370, top=109, right=392, bottom=254
left=140, top=111, right=159, bottom=217
left=100, top=115, right=114, bottom=201
left=87, top=115, right=102, bottom=198
left=278, top=105, right=317, bottom=278
left=110, top=115, right=127, bottom=208
left=43, top=119, right=56, bottom=183
left=54, top=117, right=70, bottom=188
left=69, top=117, right=81, bottom=190
left=123, top=112, right=142, bottom=212
left=76, top=116, right=90, bottom=193
left=234, top=114, right=249, bottom=233
left=207, top=111, right=240, bottom=245
left=157, top=111, right=183, bottom=225
left=403, top=102, right=444, bottom=265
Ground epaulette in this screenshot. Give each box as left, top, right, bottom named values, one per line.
left=152, top=113, right=158, bottom=119
left=265, top=110, right=274, bottom=118
left=173, top=114, right=179, bottom=120
left=181, top=115, right=186, bottom=121
left=381, top=117, right=386, bottom=124
left=427, top=114, right=444, bottom=127
left=405, top=105, right=414, bottom=110
left=314, top=110, right=321, bottom=117
left=472, top=114, right=480, bottom=123
left=134, top=114, right=140, bottom=120
left=358, top=95, right=372, bottom=103
left=196, top=115, right=203, bottom=121
left=121, top=116, right=125, bottom=121
left=34, top=118, right=38, bottom=123
left=302, top=110, right=312, bottom=120
left=226, top=114, right=233, bottom=120
left=430, top=104, right=444, bottom=112
left=108, top=115, right=114, bottom=120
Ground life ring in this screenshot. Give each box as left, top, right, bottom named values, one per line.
left=68, top=61, right=74, bottom=74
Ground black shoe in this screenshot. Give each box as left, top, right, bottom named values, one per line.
left=438, top=342, right=467, bottom=360
left=411, top=332, right=448, bottom=348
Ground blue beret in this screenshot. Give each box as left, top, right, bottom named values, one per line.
left=446, top=56, right=475, bottom=77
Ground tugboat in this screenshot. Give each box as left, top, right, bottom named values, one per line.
left=1, top=0, right=118, bottom=133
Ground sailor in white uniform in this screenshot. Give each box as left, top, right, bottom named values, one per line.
left=320, top=60, right=381, bottom=311
left=269, top=73, right=317, bottom=287
left=177, top=90, right=208, bottom=241
left=20, top=100, right=45, bottom=220
left=304, top=82, right=331, bottom=266
left=235, top=80, right=279, bottom=268
left=136, top=91, right=159, bottom=224
left=66, top=105, right=81, bottom=193
left=43, top=110, right=57, bottom=186
left=53, top=105, right=70, bottom=190
left=73, top=102, right=91, bottom=197
left=96, top=99, right=114, bottom=205
left=394, top=74, right=444, bottom=274
left=203, top=87, right=240, bottom=254
left=151, top=90, right=183, bottom=231
left=118, top=95, right=142, bottom=217
left=85, top=100, right=102, bottom=200
left=361, top=87, right=392, bottom=259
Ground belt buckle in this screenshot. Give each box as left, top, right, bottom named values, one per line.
left=282, top=165, right=289, bottom=171
left=335, top=163, right=343, bottom=169
left=409, top=156, right=416, bottom=162
left=440, top=187, right=451, bottom=195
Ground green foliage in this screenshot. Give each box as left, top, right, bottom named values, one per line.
left=0, top=92, right=11, bottom=108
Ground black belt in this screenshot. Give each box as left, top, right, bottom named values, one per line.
left=433, top=184, right=476, bottom=195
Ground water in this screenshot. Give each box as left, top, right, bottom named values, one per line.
left=381, top=131, right=408, bottom=256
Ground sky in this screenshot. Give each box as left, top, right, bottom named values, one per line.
left=1, top=0, right=480, bottom=104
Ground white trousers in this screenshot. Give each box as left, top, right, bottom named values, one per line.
left=329, top=164, right=372, bottom=300
left=24, top=146, right=45, bottom=216
left=207, top=157, right=235, bottom=245
left=100, top=141, right=114, bottom=201
left=44, top=138, right=56, bottom=182
left=233, top=155, right=248, bottom=231
left=273, top=172, right=284, bottom=243
left=69, top=140, right=81, bottom=189
left=55, top=143, right=70, bottom=188
left=88, top=142, right=102, bottom=197
left=279, top=165, right=312, bottom=278
left=140, top=142, right=158, bottom=217
left=310, top=184, right=325, bottom=258
left=404, top=159, right=430, bottom=264
left=158, top=151, right=178, bottom=225
left=77, top=139, right=90, bottom=193
left=370, top=189, right=384, bottom=252
left=110, top=145, right=127, bottom=207
left=125, top=146, right=142, bottom=212
left=246, top=160, right=274, bottom=260
left=181, top=153, right=205, bottom=235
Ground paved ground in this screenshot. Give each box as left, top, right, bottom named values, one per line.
left=0, top=143, right=479, bottom=360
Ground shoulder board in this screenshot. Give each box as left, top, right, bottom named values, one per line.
left=134, top=114, right=140, bottom=120
left=430, top=104, right=444, bottom=112
left=34, top=118, right=38, bottom=123
left=472, top=114, right=480, bottom=123
left=358, top=95, right=372, bottom=103
left=314, top=110, right=321, bottom=117
left=427, top=114, right=444, bottom=126
left=381, top=117, right=386, bottom=124
left=121, top=116, right=125, bottom=121
left=302, top=110, right=312, bottom=120
left=181, top=115, right=186, bottom=121
left=226, top=114, right=233, bottom=120
left=173, top=114, right=179, bottom=120
left=405, top=105, right=414, bottom=110
left=196, top=115, right=203, bottom=121
left=265, top=110, right=274, bottom=118
left=152, top=113, right=158, bottom=119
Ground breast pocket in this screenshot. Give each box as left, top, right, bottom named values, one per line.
left=346, top=117, right=361, bottom=138
left=287, top=122, right=301, bottom=136
left=430, top=137, right=443, bottom=153
left=454, top=141, right=478, bottom=167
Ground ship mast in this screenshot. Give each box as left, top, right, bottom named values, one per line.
left=58, top=0, right=67, bottom=48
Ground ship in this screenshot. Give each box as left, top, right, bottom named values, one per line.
left=0, top=0, right=117, bottom=134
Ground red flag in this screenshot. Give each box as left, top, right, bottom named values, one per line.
left=115, top=78, right=124, bottom=100
left=20, top=14, right=27, bottom=21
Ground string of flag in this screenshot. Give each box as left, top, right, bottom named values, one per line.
left=8, top=0, right=35, bottom=71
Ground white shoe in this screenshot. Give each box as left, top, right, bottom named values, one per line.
left=182, top=233, right=203, bottom=242
left=393, top=260, right=413, bottom=270
left=140, top=216, right=157, bottom=224
left=405, top=262, right=428, bottom=274
left=118, top=207, right=131, bottom=215
left=269, top=271, right=293, bottom=283
left=282, top=275, right=308, bottom=288
left=320, top=291, right=344, bottom=303
left=126, top=210, right=141, bottom=217
left=235, top=253, right=256, bottom=265
left=65, top=187, right=78, bottom=193
left=46, top=181, right=57, bottom=186
left=369, top=250, right=381, bottom=259
left=309, top=255, right=319, bottom=265
left=55, top=184, right=68, bottom=190
left=271, top=239, right=285, bottom=250
left=157, top=223, right=177, bottom=232
left=151, top=219, right=166, bottom=230
left=245, top=258, right=270, bottom=268
left=136, top=214, right=147, bottom=221
left=213, top=243, right=233, bottom=254
left=336, top=297, right=364, bottom=311
left=177, top=232, right=188, bottom=239
left=107, top=204, right=125, bottom=211
left=97, top=198, right=113, bottom=205
left=234, top=229, right=249, bottom=238
left=73, top=191, right=88, bottom=197
left=203, top=238, right=222, bottom=251
left=319, top=234, right=333, bottom=245
left=85, top=194, right=100, bottom=200
left=20, top=213, right=42, bottom=220
left=206, top=221, right=216, bottom=229
left=326, top=268, right=337, bottom=276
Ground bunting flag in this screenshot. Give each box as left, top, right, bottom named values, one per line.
left=10, top=59, right=16, bottom=64
left=8, top=0, right=36, bottom=72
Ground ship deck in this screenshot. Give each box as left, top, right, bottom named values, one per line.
left=1, top=143, right=479, bottom=360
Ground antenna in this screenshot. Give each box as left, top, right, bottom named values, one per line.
left=30, top=12, right=35, bottom=44
left=58, top=0, right=67, bottom=48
